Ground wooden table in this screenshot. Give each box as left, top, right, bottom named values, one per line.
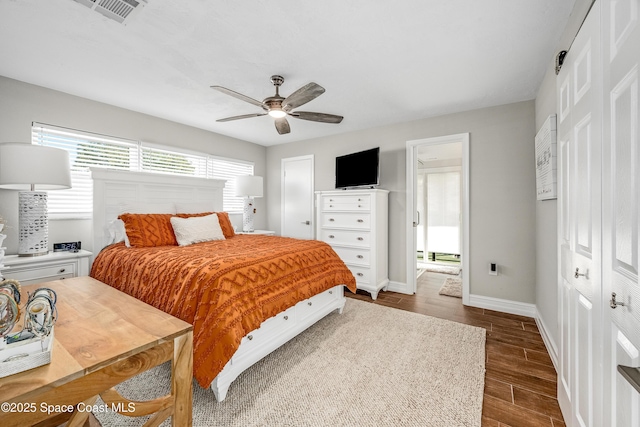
left=0, top=277, right=193, bottom=427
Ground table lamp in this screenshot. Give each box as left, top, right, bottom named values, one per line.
left=234, top=175, right=263, bottom=232
left=0, top=143, right=71, bottom=256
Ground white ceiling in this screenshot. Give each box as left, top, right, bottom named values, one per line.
left=0, top=0, right=575, bottom=146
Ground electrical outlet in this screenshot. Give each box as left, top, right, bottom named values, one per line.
left=489, top=263, right=498, bottom=276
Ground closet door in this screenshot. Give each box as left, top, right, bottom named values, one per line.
left=557, top=3, right=603, bottom=426
left=602, top=0, right=640, bottom=425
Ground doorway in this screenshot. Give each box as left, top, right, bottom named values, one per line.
left=406, top=134, right=469, bottom=304
left=281, top=155, right=314, bottom=239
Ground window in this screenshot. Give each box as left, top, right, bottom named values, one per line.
left=32, top=123, right=254, bottom=218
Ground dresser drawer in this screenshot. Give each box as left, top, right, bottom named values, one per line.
left=322, top=195, right=370, bottom=211
left=332, top=246, right=370, bottom=266
left=321, top=229, right=370, bottom=247
left=347, top=265, right=371, bottom=284
left=322, top=212, right=371, bottom=229
left=7, top=262, right=77, bottom=284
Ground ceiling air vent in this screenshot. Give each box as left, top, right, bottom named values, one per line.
left=74, top=0, right=147, bottom=25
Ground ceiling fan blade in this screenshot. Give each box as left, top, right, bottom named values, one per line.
left=274, top=117, right=291, bottom=135
left=290, top=111, right=343, bottom=124
left=282, top=82, right=325, bottom=110
left=216, top=113, right=267, bottom=122
left=211, top=86, right=264, bottom=108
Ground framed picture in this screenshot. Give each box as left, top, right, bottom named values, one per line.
left=535, top=115, right=557, bottom=200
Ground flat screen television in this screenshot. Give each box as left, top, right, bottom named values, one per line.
left=335, top=147, right=380, bottom=189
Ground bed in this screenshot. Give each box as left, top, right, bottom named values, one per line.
left=89, top=168, right=356, bottom=401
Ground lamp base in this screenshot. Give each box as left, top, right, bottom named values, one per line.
left=18, top=191, right=49, bottom=256
left=242, top=196, right=255, bottom=232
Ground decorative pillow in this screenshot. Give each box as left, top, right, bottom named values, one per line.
left=215, top=212, right=235, bottom=238
left=176, top=211, right=235, bottom=239
left=118, top=213, right=178, bottom=247
left=170, top=214, right=225, bottom=246
left=106, top=218, right=129, bottom=246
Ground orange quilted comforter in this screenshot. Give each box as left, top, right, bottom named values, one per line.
left=90, top=235, right=356, bottom=388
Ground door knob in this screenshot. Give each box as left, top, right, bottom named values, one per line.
left=301, top=220, right=310, bottom=225
left=610, top=292, right=625, bottom=309
left=574, top=268, right=587, bottom=279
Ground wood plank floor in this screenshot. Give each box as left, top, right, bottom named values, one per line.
left=345, top=270, right=565, bottom=427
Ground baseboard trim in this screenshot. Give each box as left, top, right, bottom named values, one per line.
left=468, top=294, right=537, bottom=318
left=386, top=281, right=411, bottom=295
left=535, top=311, right=559, bottom=372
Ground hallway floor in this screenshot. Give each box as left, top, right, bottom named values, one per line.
left=346, top=271, right=565, bottom=427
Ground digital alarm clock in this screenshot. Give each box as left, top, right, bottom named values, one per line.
left=53, top=241, right=81, bottom=252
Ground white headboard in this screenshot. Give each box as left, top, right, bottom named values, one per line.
left=91, top=168, right=226, bottom=251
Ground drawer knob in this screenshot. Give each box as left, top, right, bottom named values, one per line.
left=247, top=335, right=253, bottom=341
left=329, top=235, right=335, bottom=239
left=358, top=198, right=362, bottom=201
left=329, top=290, right=333, bottom=294
left=357, top=273, right=364, bottom=277
left=308, top=302, right=313, bottom=306
left=357, top=219, right=364, bottom=223
left=329, top=218, right=335, bottom=222
left=284, top=315, right=289, bottom=320
left=59, top=268, right=66, bottom=273
left=330, top=205, right=333, bottom=207
left=357, top=255, right=364, bottom=259
left=357, top=237, right=364, bottom=241
left=358, top=205, right=362, bottom=207
left=329, top=199, right=333, bottom=201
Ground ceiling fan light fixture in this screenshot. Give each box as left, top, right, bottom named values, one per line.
left=268, top=109, right=286, bottom=119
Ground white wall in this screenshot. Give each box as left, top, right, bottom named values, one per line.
left=0, top=76, right=267, bottom=255
left=267, top=101, right=538, bottom=303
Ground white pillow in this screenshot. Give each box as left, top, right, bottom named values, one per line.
left=106, top=219, right=130, bottom=246
left=170, top=214, right=225, bottom=246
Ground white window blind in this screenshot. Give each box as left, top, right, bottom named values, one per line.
left=140, top=144, right=208, bottom=178
left=208, top=157, right=254, bottom=213
left=32, top=123, right=138, bottom=219
left=32, top=123, right=254, bottom=218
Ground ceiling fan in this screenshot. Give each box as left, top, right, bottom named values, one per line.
left=211, top=75, right=343, bottom=135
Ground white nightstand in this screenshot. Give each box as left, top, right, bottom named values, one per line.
left=236, top=230, right=276, bottom=236
left=0, top=250, right=92, bottom=286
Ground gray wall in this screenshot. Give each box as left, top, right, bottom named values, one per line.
left=0, top=76, right=267, bottom=254
left=534, top=61, right=559, bottom=348
left=267, top=101, right=538, bottom=303
left=533, top=0, right=594, bottom=355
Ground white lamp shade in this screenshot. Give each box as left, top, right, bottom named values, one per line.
left=0, top=143, right=71, bottom=190
left=235, top=175, right=263, bottom=197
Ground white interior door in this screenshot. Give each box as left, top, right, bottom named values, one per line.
left=602, top=0, right=640, bottom=425
left=557, top=3, right=603, bottom=426
left=281, top=155, right=314, bottom=239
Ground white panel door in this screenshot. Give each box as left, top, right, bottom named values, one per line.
left=281, top=155, right=314, bottom=239
left=557, top=3, right=603, bottom=426
left=602, top=0, right=640, bottom=425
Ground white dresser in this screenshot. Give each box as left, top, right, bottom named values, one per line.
left=316, top=189, right=389, bottom=299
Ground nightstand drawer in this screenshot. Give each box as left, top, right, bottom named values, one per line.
left=322, top=213, right=371, bottom=229
left=7, top=262, right=76, bottom=284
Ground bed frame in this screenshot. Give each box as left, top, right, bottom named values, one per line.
left=91, top=168, right=346, bottom=401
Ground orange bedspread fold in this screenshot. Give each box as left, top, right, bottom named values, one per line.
left=90, top=235, right=356, bottom=388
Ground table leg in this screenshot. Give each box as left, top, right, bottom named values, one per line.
left=171, top=331, right=193, bottom=427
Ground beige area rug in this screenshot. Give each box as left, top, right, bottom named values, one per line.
left=418, top=262, right=461, bottom=275
left=439, top=277, right=463, bottom=298
left=95, top=299, right=486, bottom=427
